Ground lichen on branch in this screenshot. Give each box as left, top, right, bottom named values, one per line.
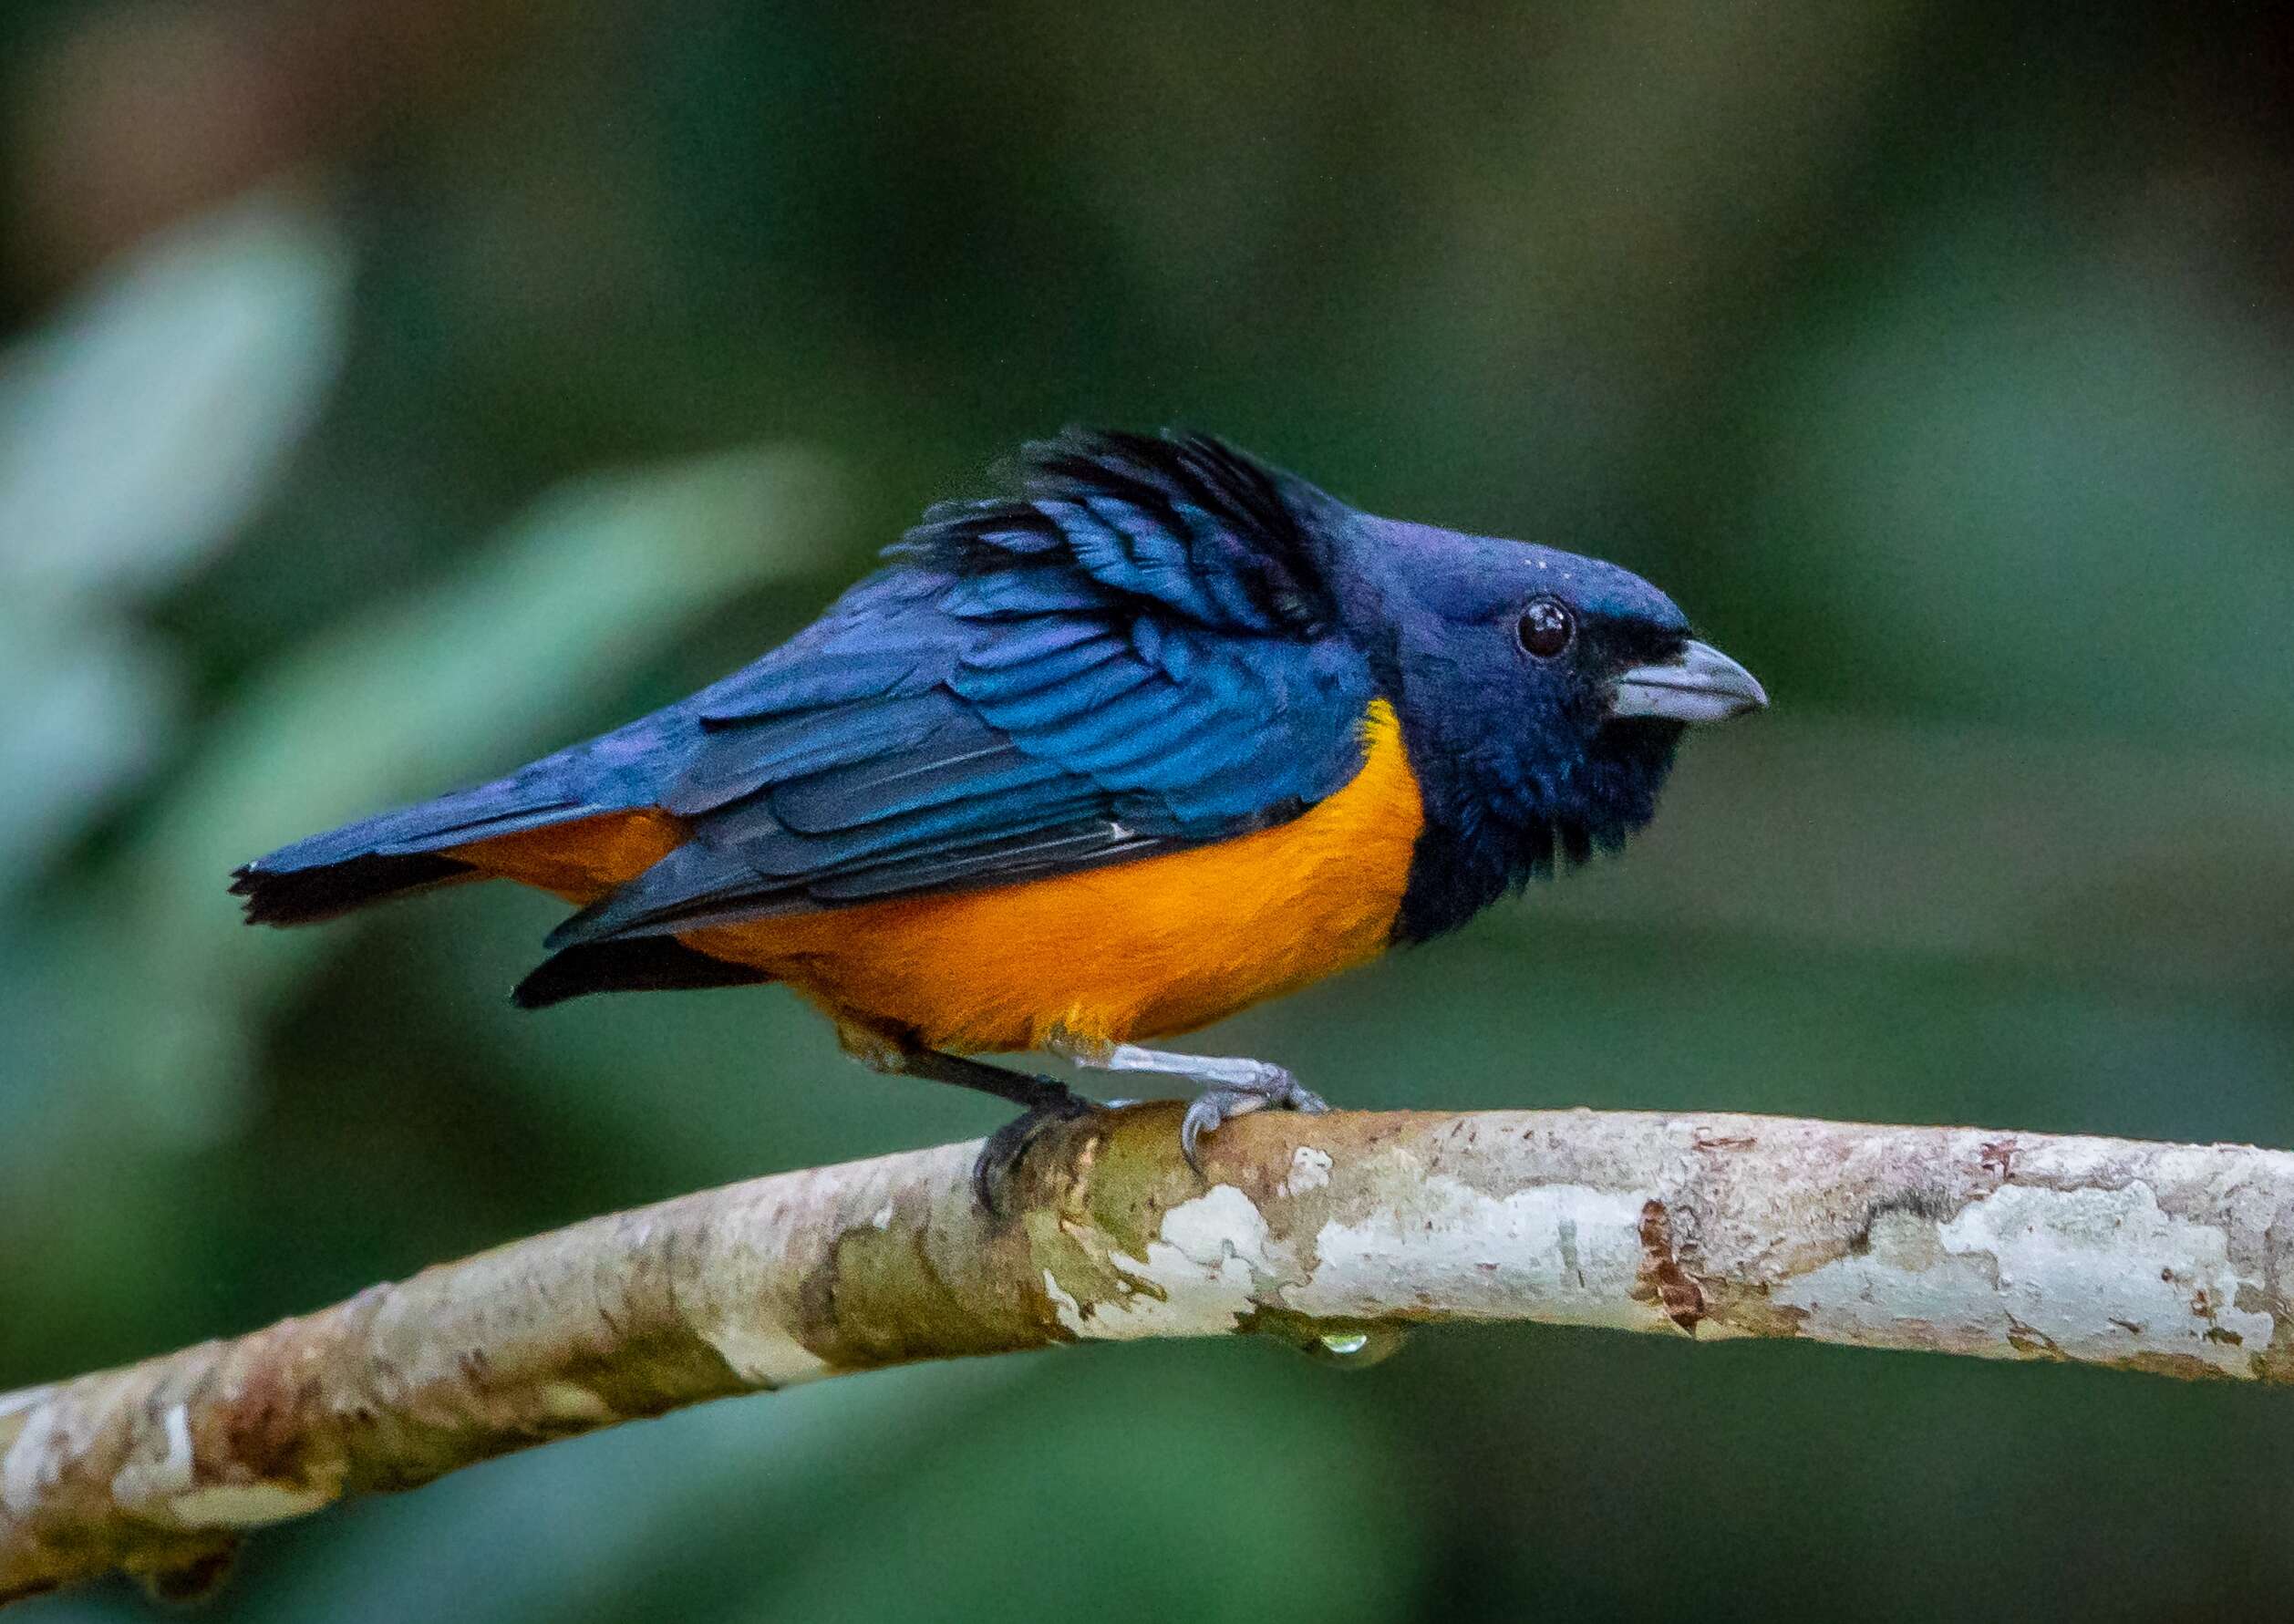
left=8, top=1105, right=2294, bottom=1606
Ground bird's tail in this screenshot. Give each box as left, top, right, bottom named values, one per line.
left=230, top=771, right=615, bottom=926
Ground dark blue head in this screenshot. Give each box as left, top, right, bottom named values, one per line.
left=1319, top=512, right=1766, bottom=941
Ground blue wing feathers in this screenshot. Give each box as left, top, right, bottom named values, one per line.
left=936, top=571, right=1123, bottom=621
left=770, top=733, right=1066, bottom=834
left=958, top=653, right=1151, bottom=732
left=742, top=785, right=1112, bottom=881
left=692, top=648, right=941, bottom=724
left=542, top=429, right=1376, bottom=944
left=245, top=430, right=1379, bottom=944
left=898, top=429, right=1339, bottom=635
left=806, top=822, right=1171, bottom=902
left=368, top=800, right=595, bottom=855
left=950, top=635, right=1130, bottom=705
left=956, top=615, right=1110, bottom=670
left=665, top=693, right=950, bottom=816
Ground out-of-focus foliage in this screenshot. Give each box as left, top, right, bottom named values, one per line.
left=4, top=4, right=2291, bottom=1619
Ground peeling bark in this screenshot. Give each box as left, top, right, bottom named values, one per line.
left=8, top=1105, right=2294, bottom=1605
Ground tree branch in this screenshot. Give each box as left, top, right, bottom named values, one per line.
left=8, top=1104, right=2294, bottom=1605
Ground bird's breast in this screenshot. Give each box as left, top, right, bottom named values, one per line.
left=687, top=698, right=1427, bottom=1052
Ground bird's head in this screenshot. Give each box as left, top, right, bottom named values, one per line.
left=1330, top=515, right=1766, bottom=940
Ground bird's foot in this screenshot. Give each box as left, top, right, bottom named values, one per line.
left=1038, top=1032, right=1329, bottom=1178
left=972, top=1081, right=1098, bottom=1215
left=1176, top=1061, right=1328, bottom=1174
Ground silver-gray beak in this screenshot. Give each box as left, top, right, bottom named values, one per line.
left=1609, top=638, right=1768, bottom=724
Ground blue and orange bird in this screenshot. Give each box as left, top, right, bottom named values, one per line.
left=233, top=430, right=1766, bottom=1204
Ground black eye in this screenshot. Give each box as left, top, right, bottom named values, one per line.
left=1516, top=596, right=1575, bottom=659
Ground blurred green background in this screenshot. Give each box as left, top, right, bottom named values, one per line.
left=5, top=3, right=2292, bottom=1619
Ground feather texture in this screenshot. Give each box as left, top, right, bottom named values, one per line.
left=529, top=430, right=1376, bottom=950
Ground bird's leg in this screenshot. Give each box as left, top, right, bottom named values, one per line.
left=1044, top=1031, right=1328, bottom=1174
left=857, top=1041, right=1097, bottom=1213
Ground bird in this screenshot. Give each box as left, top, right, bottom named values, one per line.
left=232, top=429, right=1766, bottom=1206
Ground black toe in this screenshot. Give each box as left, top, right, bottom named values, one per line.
left=971, top=1082, right=1097, bottom=1214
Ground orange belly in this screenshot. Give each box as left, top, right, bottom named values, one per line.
left=457, top=700, right=1426, bottom=1054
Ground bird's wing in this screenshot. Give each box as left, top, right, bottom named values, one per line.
left=548, top=430, right=1375, bottom=948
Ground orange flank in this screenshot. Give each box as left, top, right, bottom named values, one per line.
left=451, top=699, right=1427, bottom=1056
left=449, top=809, right=686, bottom=902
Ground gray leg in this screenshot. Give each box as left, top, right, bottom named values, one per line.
left=1047, top=1037, right=1328, bottom=1171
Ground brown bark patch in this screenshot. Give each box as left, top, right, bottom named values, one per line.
left=216, top=1346, right=318, bottom=1484
left=1636, top=1200, right=1707, bottom=1335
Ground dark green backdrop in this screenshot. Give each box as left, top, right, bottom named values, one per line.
left=5, top=4, right=2291, bottom=1619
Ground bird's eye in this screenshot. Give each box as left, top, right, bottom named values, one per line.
left=1516, top=596, right=1575, bottom=659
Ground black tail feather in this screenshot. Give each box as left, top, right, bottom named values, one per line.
left=230, top=853, right=477, bottom=926
left=512, top=938, right=773, bottom=1009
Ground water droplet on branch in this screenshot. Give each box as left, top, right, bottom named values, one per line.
left=1294, top=1326, right=1409, bottom=1367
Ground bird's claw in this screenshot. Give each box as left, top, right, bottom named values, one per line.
left=972, top=1081, right=1097, bottom=1215
left=1178, top=1064, right=1328, bottom=1175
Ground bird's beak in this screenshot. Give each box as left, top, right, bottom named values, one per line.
left=1608, top=639, right=1768, bottom=724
